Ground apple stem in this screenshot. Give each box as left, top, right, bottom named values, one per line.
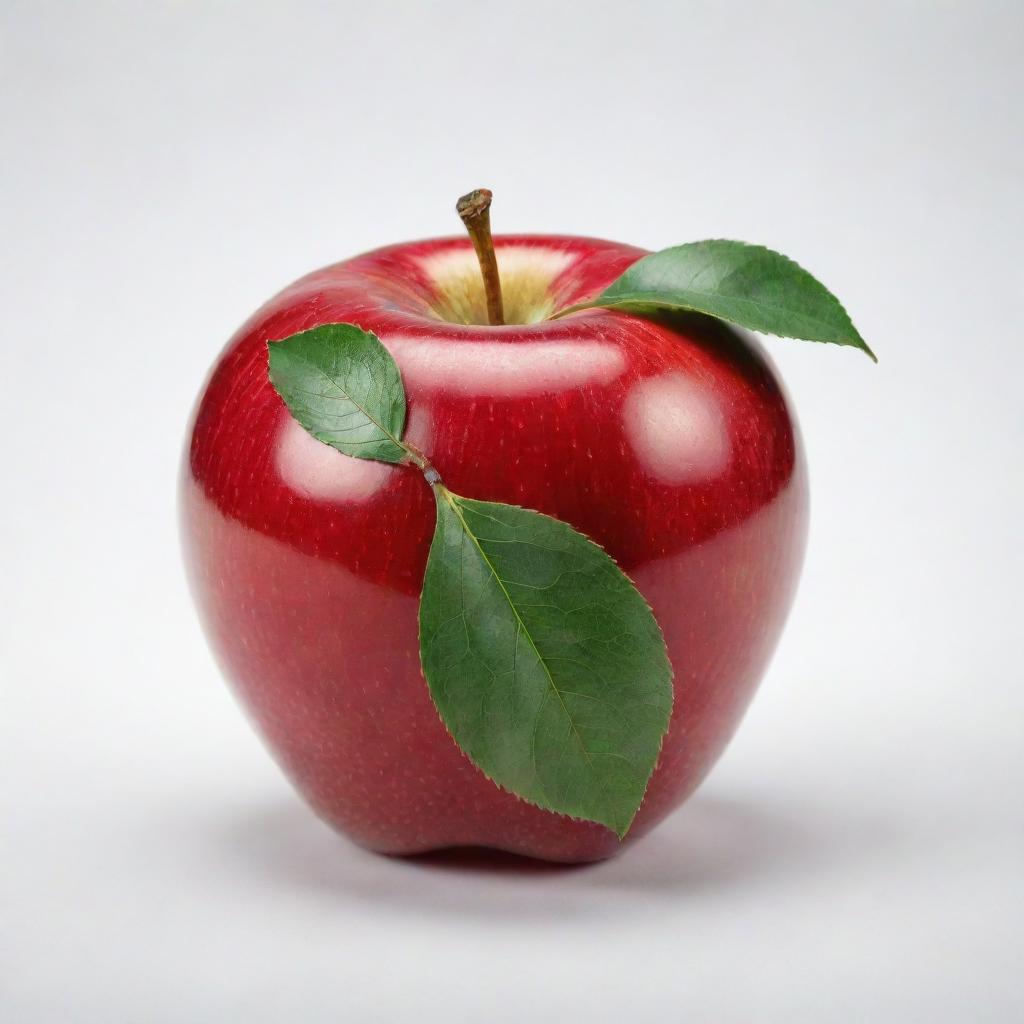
left=456, top=188, right=505, bottom=326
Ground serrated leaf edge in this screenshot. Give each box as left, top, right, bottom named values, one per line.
left=416, top=491, right=675, bottom=840
left=555, top=239, right=877, bottom=362
left=265, top=325, right=410, bottom=462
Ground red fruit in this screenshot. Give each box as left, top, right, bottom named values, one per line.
left=181, top=235, right=808, bottom=863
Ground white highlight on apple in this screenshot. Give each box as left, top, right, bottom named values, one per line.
left=386, top=337, right=626, bottom=397
left=624, top=372, right=730, bottom=483
left=276, top=405, right=432, bottom=502
left=418, top=244, right=575, bottom=285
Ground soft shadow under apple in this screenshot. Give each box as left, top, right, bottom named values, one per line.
left=196, top=791, right=891, bottom=923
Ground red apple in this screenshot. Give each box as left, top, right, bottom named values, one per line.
left=180, top=234, right=808, bottom=863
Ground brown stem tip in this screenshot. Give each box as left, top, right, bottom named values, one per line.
left=456, top=188, right=505, bottom=326
left=456, top=188, right=493, bottom=221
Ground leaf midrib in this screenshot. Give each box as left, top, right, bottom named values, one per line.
left=443, top=493, right=599, bottom=781
left=596, top=291, right=849, bottom=339
left=301, top=354, right=404, bottom=451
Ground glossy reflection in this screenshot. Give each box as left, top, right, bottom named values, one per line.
left=277, top=417, right=395, bottom=503
left=386, top=336, right=626, bottom=397
left=623, top=371, right=731, bottom=484
left=181, top=234, right=809, bottom=863
left=276, top=404, right=433, bottom=504
left=418, top=243, right=576, bottom=283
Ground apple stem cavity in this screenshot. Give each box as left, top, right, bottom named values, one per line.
left=456, top=188, right=505, bottom=326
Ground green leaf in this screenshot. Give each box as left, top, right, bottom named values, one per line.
left=267, top=322, right=408, bottom=463
left=419, top=489, right=673, bottom=838
left=267, top=321, right=676, bottom=837
left=558, top=240, right=876, bottom=360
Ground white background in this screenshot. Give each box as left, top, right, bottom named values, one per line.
left=2, top=2, right=1022, bottom=1020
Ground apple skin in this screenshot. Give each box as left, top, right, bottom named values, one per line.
left=181, top=235, right=808, bottom=863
